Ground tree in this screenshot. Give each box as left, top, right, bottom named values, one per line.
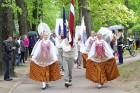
left=0, top=0, right=16, bottom=76
left=89, top=0, right=137, bottom=31
left=15, top=0, right=28, bottom=35
left=78, top=0, right=93, bottom=37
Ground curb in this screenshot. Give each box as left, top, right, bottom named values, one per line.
left=8, top=81, right=21, bottom=93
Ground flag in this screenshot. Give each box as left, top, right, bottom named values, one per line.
left=69, top=0, right=75, bottom=46
left=63, top=7, right=67, bottom=38
left=58, top=24, right=61, bottom=35
left=80, top=16, right=87, bottom=44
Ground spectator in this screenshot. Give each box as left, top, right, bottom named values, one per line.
left=23, top=35, right=29, bottom=62
left=29, top=36, right=36, bottom=56
left=13, top=37, right=20, bottom=66
left=3, top=35, right=16, bottom=81
left=17, top=37, right=21, bottom=66
left=135, top=36, right=139, bottom=50
left=20, top=36, right=26, bottom=64
left=117, top=29, right=124, bottom=65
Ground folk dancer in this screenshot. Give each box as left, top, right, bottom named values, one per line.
left=29, top=31, right=61, bottom=90
left=82, top=31, right=97, bottom=68
left=86, top=32, right=120, bottom=89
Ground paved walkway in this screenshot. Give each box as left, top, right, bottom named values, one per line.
left=12, top=69, right=125, bottom=93
left=12, top=54, right=140, bottom=93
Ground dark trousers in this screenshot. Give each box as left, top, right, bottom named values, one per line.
left=117, top=46, right=123, bottom=64
left=24, top=47, right=28, bottom=61
left=15, top=53, right=20, bottom=66
left=29, top=47, right=33, bottom=56
left=20, top=52, right=25, bottom=63
left=136, top=40, right=139, bottom=50
left=4, top=58, right=10, bottom=80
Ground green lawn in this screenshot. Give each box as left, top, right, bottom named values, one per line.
left=118, top=60, right=140, bottom=78
left=123, top=48, right=140, bottom=56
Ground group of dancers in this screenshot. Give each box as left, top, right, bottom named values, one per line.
left=29, top=23, right=120, bottom=90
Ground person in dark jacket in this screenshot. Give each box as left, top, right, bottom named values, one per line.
left=3, top=35, right=16, bottom=81
left=13, top=37, right=20, bottom=66
left=20, top=36, right=26, bottom=64
left=28, top=36, right=36, bottom=56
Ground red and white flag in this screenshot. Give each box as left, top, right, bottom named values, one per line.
left=69, top=0, right=75, bottom=46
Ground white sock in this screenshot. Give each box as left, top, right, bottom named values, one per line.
left=42, top=82, right=46, bottom=88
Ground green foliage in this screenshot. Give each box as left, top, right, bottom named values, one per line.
left=131, top=24, right=140, bottom=32
left=1, top=0, right=140, bottom=33
left=1, top=0, right=22, bottom=14
left=88, top=0, right=137, bottom=31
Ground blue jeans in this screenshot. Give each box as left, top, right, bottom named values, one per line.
left=117, top=46, right=123, bottom=64
left=4, top=58, right=10, bottom=80
left=15, top=53, right=20, bottom=66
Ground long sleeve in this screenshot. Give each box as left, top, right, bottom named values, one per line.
left=50, top=41, right=58, bottom=61
left=5, top=43, right=13, bottom=53
left=88, top=42, right=95, bottom=59
left=55, top=38, right=62, bottom=49
left=104, top=41, right=114, bottom=58
left=32, top=41, right=41, bottom=59
left=61, top=39, right=71, bottom=52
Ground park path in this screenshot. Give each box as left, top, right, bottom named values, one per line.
left=11, top=54, right=140, bottom=93
left=12, top=65, right=125, bottom=93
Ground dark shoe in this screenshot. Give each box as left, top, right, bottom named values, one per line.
left=69, top=80, right=72, bottom=83
left=42, top=86, right=46, bottom=90
left=65, top=82, right=70, bottom=87
left=5, top=78, right=13, bottom=81
left=46, top=83, right=50, bottom=88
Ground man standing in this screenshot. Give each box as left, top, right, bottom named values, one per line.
left=116, top=29, right=124, bottom=65
left=61, top=31, right=75, bottom=87
left=3, top=35, right=16, bottom=81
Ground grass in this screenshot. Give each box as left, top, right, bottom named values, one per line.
left=15, top=64, right=27, bottom=68
left=123, top=48, right=140, bottom=56
left=118, top=60, right=140, bottom=78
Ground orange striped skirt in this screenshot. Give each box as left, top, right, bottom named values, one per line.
left=82, top=53, right=88, bottom=68
left=29, top=60, right=61, bottom=82
left=86, top=58, right=120, bottom=84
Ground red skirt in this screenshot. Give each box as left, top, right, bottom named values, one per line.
left=86, top=58, right=120, bottom=84
left=29, top=60, right=61, bottom=82
left=82, top=53, right=88, bottom=68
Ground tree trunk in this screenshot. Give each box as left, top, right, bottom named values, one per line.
left=0, top=0, right=3, bottom=75
left=15, top=0, right=28, bottom=35
left=78, top=0, right=93, bottom=38
left=78, top=0, right=82, bottom=23
left=0, top=1, right=16, bottom=76
left=124, top=0, right=129, bottom=44
left=32, top=1, right=38, bottom=31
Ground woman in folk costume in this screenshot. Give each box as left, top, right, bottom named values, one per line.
left=29, top=23, right=61, bottom=90
left=82, top=31, right=97, bottom=68
left=61, top=31, right=76, bottom=87
left=86, top=32, right=120, bottom=89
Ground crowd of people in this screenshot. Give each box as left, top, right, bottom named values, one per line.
left=3, top=24, right=120, bottom=90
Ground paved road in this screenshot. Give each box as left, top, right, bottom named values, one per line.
left=12, top=65, right=125, bottom=93
left=12, top=54, right=140, bottom=93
